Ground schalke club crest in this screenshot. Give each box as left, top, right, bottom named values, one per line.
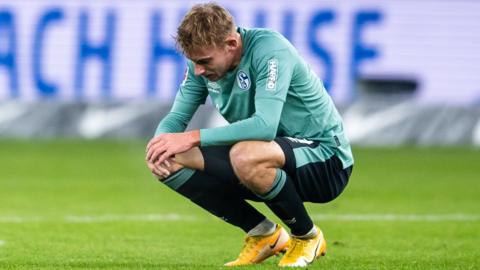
left=237, top=71, right=251, bottom=90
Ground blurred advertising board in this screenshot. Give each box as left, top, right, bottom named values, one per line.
left=0, top=0, right=479, bottom=104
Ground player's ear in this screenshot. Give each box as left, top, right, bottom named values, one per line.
left=224, top=36, right=238, bottom=51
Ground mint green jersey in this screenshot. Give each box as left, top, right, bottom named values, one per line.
left=156, top=27, right=353, bottom=169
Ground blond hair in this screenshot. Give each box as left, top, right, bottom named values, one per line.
left=176, top=2, right=235, bottom=56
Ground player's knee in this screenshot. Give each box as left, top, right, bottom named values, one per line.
left=230, top=142, right=259, bottom=180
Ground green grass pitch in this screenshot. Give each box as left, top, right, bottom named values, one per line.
left=0, top=140, right=479, bottom=269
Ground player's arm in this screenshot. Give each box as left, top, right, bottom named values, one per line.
left=146, top=63, right=207, bottom=173
left=154, top=63, right=208, bottom=135
left=200, top=49, right=293, bottom=146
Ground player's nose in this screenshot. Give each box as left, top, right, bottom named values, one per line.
left=194, top=64, right=205, bottom=76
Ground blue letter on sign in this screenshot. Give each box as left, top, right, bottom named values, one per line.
left=282, top=11, right=295, bottom=42
left=0, top=10, right=18, bottom=98
left=350, top=10, right=382, bottom=99
left=147, top=11, right=184, bottom=98
left=33, top=8, right=64, bottom=98
left=308, top=10, right=335, bottom=92
left=75, top=10, right=116, bottom=99
left=254, top=9, right=267, bottom=28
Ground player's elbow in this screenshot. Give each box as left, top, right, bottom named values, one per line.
left=259, top=123, right=278, bottom=141
left=255, top=115, right=278, bottom=141
left=264, top=128, right=277, bottom=141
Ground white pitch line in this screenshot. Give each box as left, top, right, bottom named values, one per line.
left=0, top=213, right=479, bottom=223
left=64, top=214, right=197, bottom=223
left=0, top=216, right=43, bottom=223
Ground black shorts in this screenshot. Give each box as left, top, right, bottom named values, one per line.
left=274, top=137, right=352, bottom=203
left=200, top=137, right=352, bottom=203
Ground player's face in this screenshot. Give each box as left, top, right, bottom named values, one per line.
left=188, top=45, right=235, bottom=81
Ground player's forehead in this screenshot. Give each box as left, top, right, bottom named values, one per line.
left=187, top=46, right=222, bottom=62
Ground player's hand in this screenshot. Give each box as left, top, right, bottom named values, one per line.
left=146, top=131, right=200, bottom=165
left=146, top=159, right=174, bottom=180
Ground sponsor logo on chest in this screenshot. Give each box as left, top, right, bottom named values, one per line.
left=236, top=70, right=251, bottom=90
left=207, top=81, right=221, bottom=94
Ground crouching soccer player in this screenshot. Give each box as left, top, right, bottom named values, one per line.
left=145, top=3, right=353, bottom=267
